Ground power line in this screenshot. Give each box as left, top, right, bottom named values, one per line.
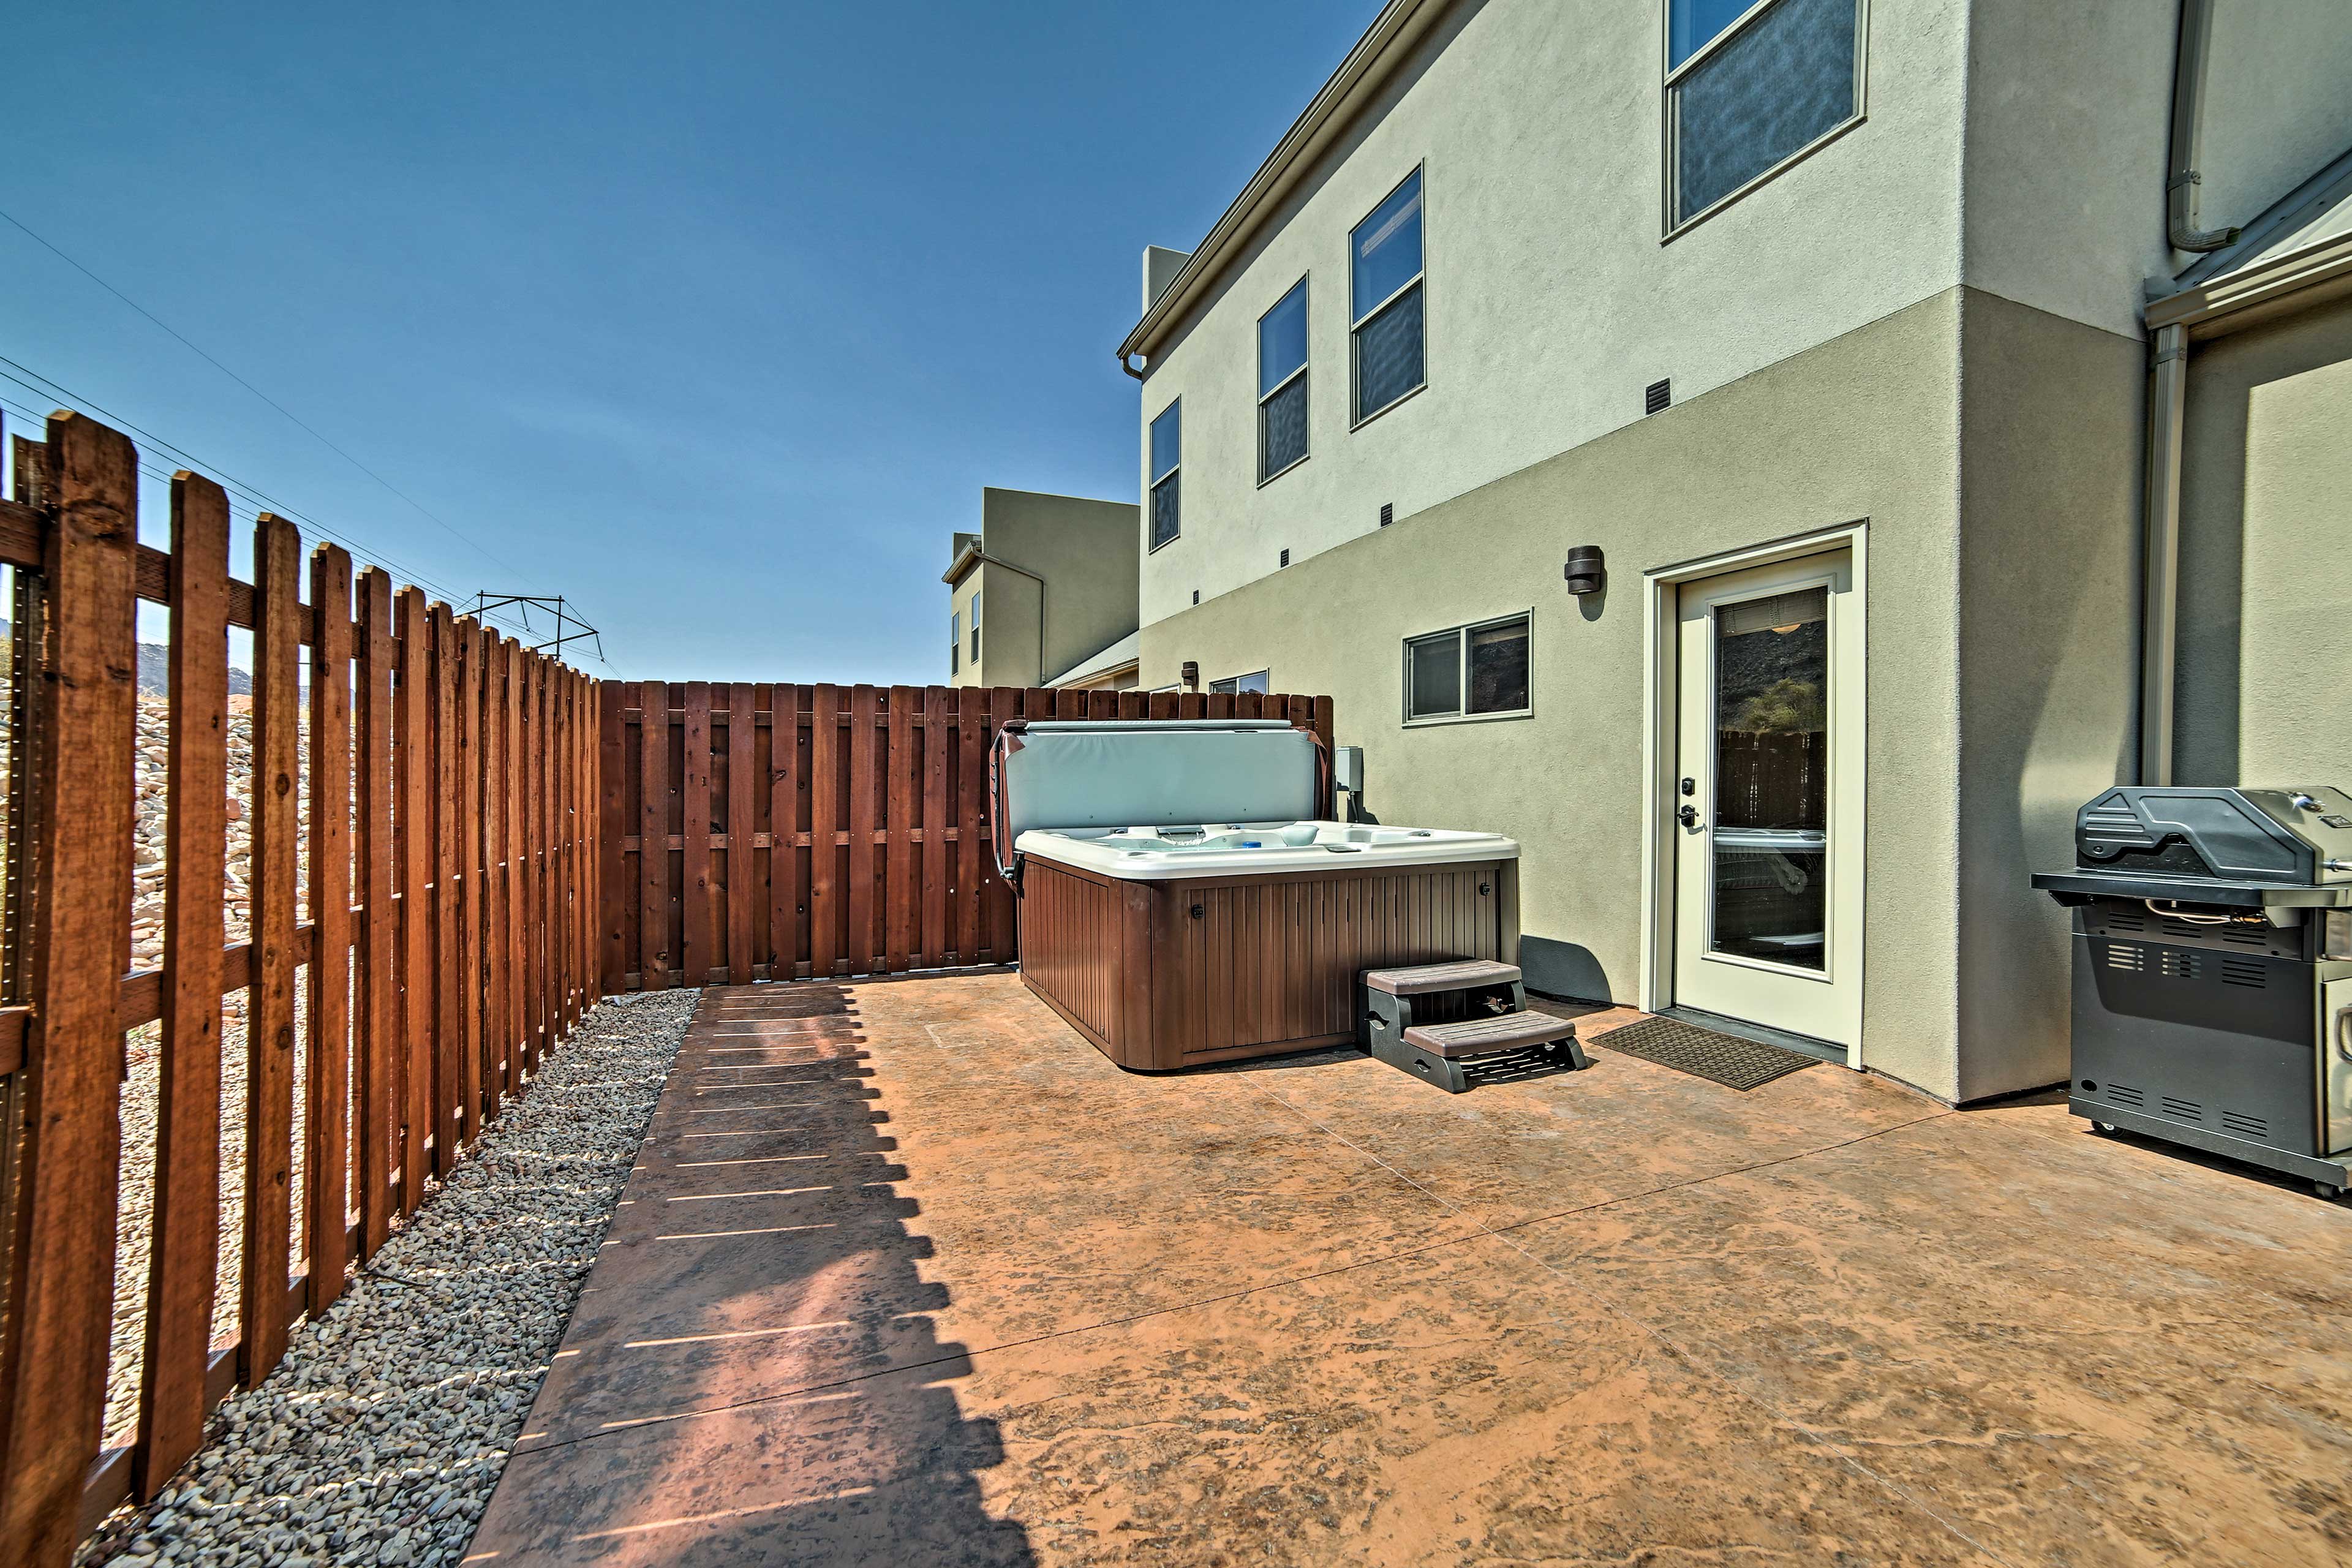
left=0, top=385, right=606, bottom=663
left=0, top=204, right=534, bottom=582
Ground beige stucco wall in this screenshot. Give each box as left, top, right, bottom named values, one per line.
left=2173, top=295, right=2352, bottom=787
left=2198, top=5, right=2352, bottom=244
left=1138, top=286, right=2140, bottom=1104
left=948, top=490, right=1139, bottom=688
left=1134, top=0, right=1970, bottom=630
left=1951, top=288, right=2144, bottom=1102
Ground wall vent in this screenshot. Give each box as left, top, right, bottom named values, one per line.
left=1379, top=503, right=1393, bottom=527
left=1645, top=378, right=1672, bottom=415
left=1279, top=548, right=1289, bottom=568
left=1191, top=589, right=1199, bottom=606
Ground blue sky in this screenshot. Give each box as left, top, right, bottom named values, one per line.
left=2, top=2, right=1379, bottom=680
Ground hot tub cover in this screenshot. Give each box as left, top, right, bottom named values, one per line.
left=989, top=720, right=1327, bottom=879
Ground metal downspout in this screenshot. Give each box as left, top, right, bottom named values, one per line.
left=2167, top=0, right=2241, bottom=254
left=2141, top=323, right=2189, bottom=785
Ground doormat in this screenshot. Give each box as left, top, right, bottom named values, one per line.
left=1589, top=1017, right=1817, bottom=1091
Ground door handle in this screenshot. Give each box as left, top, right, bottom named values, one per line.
left=1678, top=805, right=1701, bottom=829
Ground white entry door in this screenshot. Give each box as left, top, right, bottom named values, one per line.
left=1671, top=549, right=1862, bottom=1047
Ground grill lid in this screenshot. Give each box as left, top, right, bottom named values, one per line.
left=988, top=720, right=1328, bottom=880
left=2034, top=786, right=2352, bottom=907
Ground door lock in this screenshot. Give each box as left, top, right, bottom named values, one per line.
left=1679, top=777, right=1696, bottom=797
left=1678, top=805, right=1700, bottom=829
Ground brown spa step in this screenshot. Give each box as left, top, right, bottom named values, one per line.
left=1402, top=1011, right=1578, bottom=1060
left=1362, top=959, right=1521, bottom=997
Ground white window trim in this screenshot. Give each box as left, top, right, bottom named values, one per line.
left=1148, top=399, right=1182, bottom=552
left=1659, top=0, right=1870, bottom=241
left=1350, top=164, right=1429, bottom=430
left=1257, top=276, right=1311, bottom=487
left=949, top=609, right=960, bottom=675
left=1208, top=669, right=1272, bottom=695
left=970, top=590, right=981, bottom=663
left=1401, top=611, right=1532, bottom=727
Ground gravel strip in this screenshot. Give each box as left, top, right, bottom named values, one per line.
left=78, top=988, right=698, bottom=1568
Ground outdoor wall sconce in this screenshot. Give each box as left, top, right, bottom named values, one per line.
left=1562, top=546, right=1606, bottom=596
left=1181, top=660, right=1200, bottom=691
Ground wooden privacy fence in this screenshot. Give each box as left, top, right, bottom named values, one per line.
left=602, top=684, right=1336, bottom=990
left=0, top=412, right=600, bottom=1565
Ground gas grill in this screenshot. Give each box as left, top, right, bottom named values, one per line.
left=2034, top=786, right=2352, bottom=1197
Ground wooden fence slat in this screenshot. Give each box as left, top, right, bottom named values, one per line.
left=483, top=635, right=508, bottom=1115
left=538, top=658, right=556, bottom=1058
left=680, top=682, right=712, bottom=985
left=0, top=413, right=138, bottom=1564
left=239, top=514, right=303, bottom=1384
left=886, top=686, right=915, bottom=974
left=431, top=608, right=462, bottom=1172
left=598, top=680, right=625, bottom=993
left=456, top=621, right=484, bottom=1139
left=134, top=474, right=229, bottom=1496
left=304, top=544, right=354, bottom=1316
left=986, top=687, right=1020, bottom=962
left=808, top=683, right=839, bottom=980
left=726, top=683, right=755, bottom=983
left=955, top=688, right=983, bottom=963
left=354, top=568, right=396, bottom=1259
left=396, top=589, right=432, bottom=1208
left=636, top=679, right=668, bottom=986
left=921, top=686, right=949, bottom=968
left=768, top=687, right=802, bottom=979
left=505, top=641, right=528, bottom=1082
left=846, top=684, right=876, bottom=976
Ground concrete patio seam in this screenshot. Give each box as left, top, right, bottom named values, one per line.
left=1253, top=1085, right=2028, bottom=1568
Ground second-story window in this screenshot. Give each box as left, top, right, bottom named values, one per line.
left=970, top=592, right=981, bottom=663
left=950, top=610, right=960, bottom=674
left=1351, top=167, right=1425, bottom=424
left=1665, top=0, right=1864, bottom=232
left=1257, top=279, right=1309, bottom=483
left=1150, top=400, right=1182, bottom=549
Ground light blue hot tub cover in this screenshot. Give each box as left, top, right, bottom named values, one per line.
left=989, top=720, right=1327, bottom=880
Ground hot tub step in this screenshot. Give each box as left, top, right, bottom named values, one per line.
left=1363, top=959, right=1522, bottom=997
left=1403, top=1012, right=1581, bottom=1059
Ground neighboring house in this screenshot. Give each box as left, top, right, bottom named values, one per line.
left=1115, top=0, right=2352, bottom=1104
left=943, top=487, right=1140, bottom=690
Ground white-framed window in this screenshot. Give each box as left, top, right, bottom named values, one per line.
left=1257, top=278, right=1309, bottom=483
left=1664, top=0, right=1866, bottom=235
left=1209, top=669, right=1270, bottom=696
left=970, top=591, right=981, bottom=663
left=1351, top=167, right=1425, bottom=426
left=1149, top=401, right=1182, bottom=550
left=950, top=609, right=960, bottom=674
left=1403, top=612, right=1530, bottom=724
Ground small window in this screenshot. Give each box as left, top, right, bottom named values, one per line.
left=1665, top=0, right=1864, bottom=232
left=1404, top=614, right=1529, bottom=723
left=950, top=610, right=960, bottom=675
left=1258, top=279, right=1309, bottom=482
left=1149, top=401, right=1181, bottom=549
left=970, top=591, right=981, bottom=663
left=1351, top=169, right=1426, bottom=424
left=1209, top=669, right=1270, bottom=695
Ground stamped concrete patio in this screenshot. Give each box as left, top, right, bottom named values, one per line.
left=465, top=974, right=2352, bottom=1567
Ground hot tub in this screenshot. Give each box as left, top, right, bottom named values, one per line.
left=992, top=722, right=1520, bottom=1071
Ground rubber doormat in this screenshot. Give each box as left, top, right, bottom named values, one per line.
left=1589, top=1017, right=1817, bottom=1091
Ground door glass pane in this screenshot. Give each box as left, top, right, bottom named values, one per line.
left=1711, top=586, right=1827, bottom=969
left=1407, top=631, right=1460, bottom=718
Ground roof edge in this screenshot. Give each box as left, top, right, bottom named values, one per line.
left=2146, top=226, right=2352, bottom=340
left=1116, top=0, right=1448, bottom=367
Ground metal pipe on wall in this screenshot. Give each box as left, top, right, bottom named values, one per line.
left=2139, top=322, right=2190, bottom=786
left=2166, top=0, right=2241, bottom=254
